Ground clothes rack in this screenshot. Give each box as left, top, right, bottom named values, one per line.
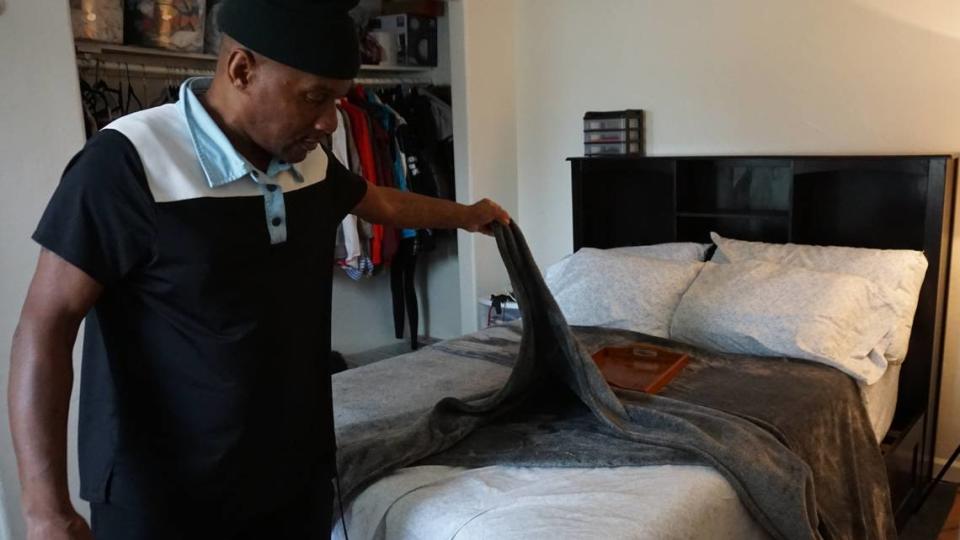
left=76, top=58, right=215, bottom=78
left=355, top=77, right=433, bottom=86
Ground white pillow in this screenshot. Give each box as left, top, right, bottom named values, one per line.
left=546, top=242, right=709, bottom=284
left=710, top=232, right=927, bottom=363
left=545, top=248, right=704, bottom=338
left=611, top=242, right=711, bottom=262
left=670, top=260, right=901, bottom=383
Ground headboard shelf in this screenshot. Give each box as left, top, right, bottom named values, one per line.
left=569, top=154, right=957, bottom=528
left=674, top=210, right=789, bottom=218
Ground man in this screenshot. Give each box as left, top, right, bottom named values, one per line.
left=8, top=0, right=509, bottom=538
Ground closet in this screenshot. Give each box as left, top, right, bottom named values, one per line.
left=69, top=0, right=462, bottom=356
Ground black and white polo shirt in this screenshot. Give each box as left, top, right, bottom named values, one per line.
left=33, top=83, right=367, bottom=515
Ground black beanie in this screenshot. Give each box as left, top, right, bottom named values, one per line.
left=217, top=0, right=361, bottom=79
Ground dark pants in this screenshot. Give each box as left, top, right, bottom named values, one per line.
left=390, top=237, right=419, bottom=350
left=90, top=477, right=335, bottom=540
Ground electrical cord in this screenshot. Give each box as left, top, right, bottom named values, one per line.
left=334, top=461, right=350, bottom=540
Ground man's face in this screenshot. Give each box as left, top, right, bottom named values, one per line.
left=242, top=62, right=353, bottom=164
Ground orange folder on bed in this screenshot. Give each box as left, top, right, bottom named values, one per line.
left=592, top=344, right=689, bottom=394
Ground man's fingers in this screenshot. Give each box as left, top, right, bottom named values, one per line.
left=469, top=199, right=510, bottom=233
left=486, top=201, right=510, bottom=225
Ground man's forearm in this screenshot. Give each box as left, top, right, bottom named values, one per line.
left=376, top=188, right=473, bottom=230
left=9, top=317, right=79, bottom=518
left=354, top=185, right=509, bottom=233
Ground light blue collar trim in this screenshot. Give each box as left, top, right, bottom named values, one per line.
left=178, top=77, right=303, bottom=187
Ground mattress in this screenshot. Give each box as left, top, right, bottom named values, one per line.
left=334, top=356, right=901, bottom=540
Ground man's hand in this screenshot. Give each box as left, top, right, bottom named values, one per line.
left=26, top=509, right=94, bottom=540
left=463, top=198, right=511, bottom=235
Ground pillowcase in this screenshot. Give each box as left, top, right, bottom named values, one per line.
left=611, top=242, right=711, bottom=262
left=546, top=242, right=709, bottom=284
left=545, top=248, right=704, bottom=338
left=669, top=260, right=901, bottom=383
left=710, top=232, right=927, bottom=363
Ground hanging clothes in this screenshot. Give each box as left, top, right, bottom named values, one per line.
left=366, top=89, right=416, bottom=240
left=339, top=96, right=385, bottom=266
left=365, top=89, right=423, bottom=347
left=331, top=84, right=457, bottom=349
left=348, top=85, right=401, bottom=266
left=337, top=106, right=376, bottom=278
left=331, top=109, right=363, bottom=271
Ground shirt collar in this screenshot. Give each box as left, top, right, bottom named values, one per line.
left=178, top=77, right=303, bottom=187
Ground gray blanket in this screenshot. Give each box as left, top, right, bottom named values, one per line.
left=334, top=222, right=895, bottom=540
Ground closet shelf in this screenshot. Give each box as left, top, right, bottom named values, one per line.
left=74, top=40, right=435, bottom=76
left=75, top=40, right=217, bottom=62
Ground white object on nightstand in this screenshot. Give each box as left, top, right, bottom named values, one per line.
left=478, top=295, right=521, bottom=328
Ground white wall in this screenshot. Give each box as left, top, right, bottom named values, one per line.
left=449, top=0, right=519, bottom=333
left=0, top=3, right=87, bottom=538
left=940, top=191, right=960, bottom=480
left=513, top=0, right=960, bottom=476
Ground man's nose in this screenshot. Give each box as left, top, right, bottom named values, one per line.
left=314, top=104, right=338, bottom=134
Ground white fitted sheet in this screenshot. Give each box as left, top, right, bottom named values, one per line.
left=863, top=362, right=901, bottom=444
left=334, top=366, right=900, bottom=540
left=334, top=465, right=770, bottom=540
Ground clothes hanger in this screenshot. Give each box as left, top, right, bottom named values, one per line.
left=123, top=63, right=144, bottom=114
left=139, top=64, right=151, bottom=106
left=92, top=60, right=123, bottom=121
left=85, top=60, right=112, bottom=123
left=151, top=68, right=176, bottom=107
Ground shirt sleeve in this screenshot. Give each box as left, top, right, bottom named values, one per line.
left=325, top=148, right=369, bottom=221
left=32, top=129, right=157, bottom=286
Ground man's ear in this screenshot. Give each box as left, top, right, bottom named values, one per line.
left=225, top=48, right=257, bottom=91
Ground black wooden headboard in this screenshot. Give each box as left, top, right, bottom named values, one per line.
left=569, top=155, right=956, bottom=526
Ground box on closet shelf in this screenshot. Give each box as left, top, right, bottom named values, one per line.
left=71, top=0, right=124, bottom=44
left=381, top=0, right=444, bottom=17
left=371, top=14, right=438, bottom=67
left=124, top=0, right=206, bottom=53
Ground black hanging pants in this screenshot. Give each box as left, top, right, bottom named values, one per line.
left=391, top=237, right=420, bottom=350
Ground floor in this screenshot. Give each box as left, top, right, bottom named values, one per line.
left=938, top=488, right=960, bottom=540
left=902, top=483, right=960, bottom=540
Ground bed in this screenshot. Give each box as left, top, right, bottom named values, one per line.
left=332, top=155, right=955, bottom=538
left=332, top=324, right=903, bottom=540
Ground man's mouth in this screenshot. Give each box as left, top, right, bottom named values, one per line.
left=299, top=139, right=320, bottom=152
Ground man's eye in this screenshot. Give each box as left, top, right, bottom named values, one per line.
left=306, top=94, right=330, bottom=104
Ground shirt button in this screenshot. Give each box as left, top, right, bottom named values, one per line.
left=272, top=217, right=283, bottom=227
left=266, top=184, right=278, bottom=192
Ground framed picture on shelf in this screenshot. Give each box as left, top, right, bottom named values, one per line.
left=125, top=0, right=206, bottom=53
left=71, top=0, right=124, bottom=44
